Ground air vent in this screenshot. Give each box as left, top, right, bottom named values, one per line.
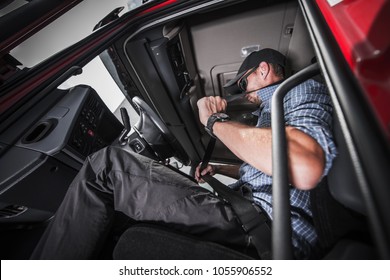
left=0, top=204, right=28, bottom=218
left=86, top=95, right=103, bottom=116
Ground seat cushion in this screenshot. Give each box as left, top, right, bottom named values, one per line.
left=113, top=224, right=254, bottom=260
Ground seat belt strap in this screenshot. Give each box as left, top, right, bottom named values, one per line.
left=199, top=137, right=216, bottom=171
left=200, top=138, right=272, bottom=259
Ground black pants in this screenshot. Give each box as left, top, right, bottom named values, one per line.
left=31, top=146, right=250, bottom=259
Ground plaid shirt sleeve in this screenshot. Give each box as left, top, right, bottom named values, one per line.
left=284, top=79, right=338, bottom=177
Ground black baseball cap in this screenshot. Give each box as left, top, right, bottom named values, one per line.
left=223, top=48, right=286, bottom=94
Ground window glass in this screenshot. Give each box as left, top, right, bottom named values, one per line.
left=4, top=0, right=144, bottom=123
left=8, top=0, right=139, bottom=67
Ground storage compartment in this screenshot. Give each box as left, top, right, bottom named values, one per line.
left=22, top=119, right=57, bottom=144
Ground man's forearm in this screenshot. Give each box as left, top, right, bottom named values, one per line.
left=213, top=121, right=273, bottom=176
left=212, top=121, right=325, bottom=190
left=214, top=164, right=240, bottom=179
left=196, top=96, right=325, bottom=190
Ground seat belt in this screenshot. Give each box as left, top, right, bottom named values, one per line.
left=200, top=137, right=272, bottom=259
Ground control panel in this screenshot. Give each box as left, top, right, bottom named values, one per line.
left=17, top=85, right=123, bottom=164
left=68, top=93, right=118, bottom=158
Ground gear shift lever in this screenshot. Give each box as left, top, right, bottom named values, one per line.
left=118, top=107, right=131, bottom=145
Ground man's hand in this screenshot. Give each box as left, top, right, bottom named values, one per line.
left=195, top=163, right=217, bottom=183
left=197, top=96, right=227, bottom=126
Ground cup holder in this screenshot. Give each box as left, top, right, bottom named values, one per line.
left=22, top=119, right=57, bottom=144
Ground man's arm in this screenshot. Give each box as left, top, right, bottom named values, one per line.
left=215, top=164, right=241, bottom=179
left=214, top=122, right=325, bottom=190
left=195, top=163, right=240, bottom=182
left=197, top=96, right=325, bottom=190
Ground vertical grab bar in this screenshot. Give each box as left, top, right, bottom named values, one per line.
left=271, top=63, right=320, bottom=259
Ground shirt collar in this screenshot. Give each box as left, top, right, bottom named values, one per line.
left=256, top=80, right=284, bottom=103
left=252, top=81, right=283, bottom=116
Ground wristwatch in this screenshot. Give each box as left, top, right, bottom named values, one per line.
left=205, top=112, right=230, bottom=138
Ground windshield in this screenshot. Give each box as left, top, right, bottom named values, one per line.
left=3, top=0, right=142, bottom=68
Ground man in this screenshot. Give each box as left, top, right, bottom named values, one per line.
left=196, top=48, right=337, bottom=258
left=31, top=48, right=336, bottom=259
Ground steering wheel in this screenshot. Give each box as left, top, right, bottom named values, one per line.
left=132, top=96, right=190, bottom=166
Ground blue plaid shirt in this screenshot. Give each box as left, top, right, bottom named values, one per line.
left=229, top=79, right=337, bottom=259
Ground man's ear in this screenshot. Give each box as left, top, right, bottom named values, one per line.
left=259, top=61, right=269, bottom=78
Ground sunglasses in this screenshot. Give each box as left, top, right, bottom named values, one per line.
left=238, top=67, right=258, bottom=92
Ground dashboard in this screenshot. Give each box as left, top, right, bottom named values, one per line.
left=0, top=85, right=123, bottom=230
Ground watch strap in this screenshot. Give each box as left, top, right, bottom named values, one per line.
left=205, top=113, right=230, bottom=138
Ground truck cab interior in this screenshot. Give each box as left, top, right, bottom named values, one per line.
left=0, top=0, right=389, bottom=260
